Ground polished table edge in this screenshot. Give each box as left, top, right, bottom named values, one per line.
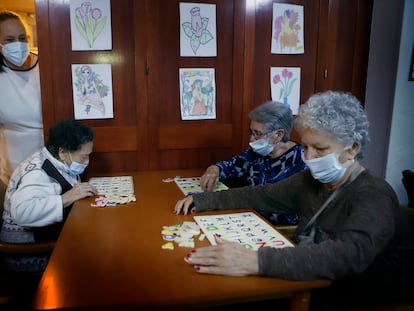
left=32, top=170, right=331, bottom=311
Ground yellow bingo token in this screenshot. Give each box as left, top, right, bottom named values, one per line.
left=161, top=229, right=173, bottom=235
left=161, top=242, right=174, bottom=250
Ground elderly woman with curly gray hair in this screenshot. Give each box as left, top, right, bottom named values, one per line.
left=174, top=90, right=414, bottom=310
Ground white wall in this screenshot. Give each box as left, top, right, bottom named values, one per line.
left=362, top=0, right=414, bottom=205
left=363, top=0, right=402, bottom=181
left=386, top=0, right=414, bottom=205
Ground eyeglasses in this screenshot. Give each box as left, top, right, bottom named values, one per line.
left=248, top=129, right=270, bottom=139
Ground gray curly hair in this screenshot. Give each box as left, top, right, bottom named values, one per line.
left=294, top=91, right=370, bottom=160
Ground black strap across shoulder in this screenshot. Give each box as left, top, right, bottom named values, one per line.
left=32, top=159, right=74, bottom=242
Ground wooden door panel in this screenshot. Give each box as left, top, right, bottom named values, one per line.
left=37, top=0, right=147, bottom=175
left=35, top=0, right=372, bottom=175
left=249, top=0, right=319, bottom=110
left=159, top=124, right=232, bottom=149
left=146, top=0, right=240, bottom=170
left=315, top=0, right=373, bottom=102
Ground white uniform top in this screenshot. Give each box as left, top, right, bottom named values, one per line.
left=0, top=56, right=44, bottom=185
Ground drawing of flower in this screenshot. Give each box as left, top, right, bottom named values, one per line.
left=181, top=6, right=214, bottom=55
left=74, top=2, right=107, bottom=48
left=273, top=9, right=302, bottom=51
left=272, top=68, right=297, bottom=107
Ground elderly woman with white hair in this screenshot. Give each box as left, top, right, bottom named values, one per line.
left=174, top=91, right=414, bottom=309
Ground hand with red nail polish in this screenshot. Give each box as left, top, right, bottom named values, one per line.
left=183, top=235, right=259, bottom=276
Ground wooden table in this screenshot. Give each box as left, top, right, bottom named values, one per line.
left=32, top=169, right=331, bottom=311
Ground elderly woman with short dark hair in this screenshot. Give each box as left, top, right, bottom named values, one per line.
left=1, top=118, right=97, bottom=273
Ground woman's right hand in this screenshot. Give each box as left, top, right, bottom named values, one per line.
left=62, top=182, right=97, bottom=208
left=200, top=165, right=219, bottom=192
left=174, top=195, right=195, bottom=215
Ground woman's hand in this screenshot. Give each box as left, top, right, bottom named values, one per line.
left=62, top=182, right=98, bottom=208
left=184, top=235, right=259, bottom=276
left=200, top=165, right=219, bottom=192
left=174, top=195, right=196, bottom=215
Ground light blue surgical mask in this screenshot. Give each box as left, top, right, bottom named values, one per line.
left=249, top=137, right=276, bottom=156
left=0, top=41, right=30, bottom=67
left=302, top=148, right=354, bottom=183
left=65, top=153, right=88, bottom=177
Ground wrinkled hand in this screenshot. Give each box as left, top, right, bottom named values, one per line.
left=184, top=235, right=259, bottom=276
left=200, top=165, right=219, bottom=192
left=62, top=182, right=98, bottom=207
left=174, top=195, right=195, bottom=215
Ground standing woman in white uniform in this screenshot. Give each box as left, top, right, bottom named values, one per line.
left=0, top=10, right=44, bottom=204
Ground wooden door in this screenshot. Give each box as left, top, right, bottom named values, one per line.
left=315, top=0, right=373, bottom=103
left=34, top=0, right=373, bottom=176
left=35, top=0, right=245, bottom=175
left=36, top=0, right=147, bottom=174
left=145, top=0, right=244, bottom=170
left=246, top=0, right=321, bottom=143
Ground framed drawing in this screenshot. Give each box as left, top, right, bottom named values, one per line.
left=179, top=68, right=216, bottom=120
left=71, top=64, right=114, bottom=120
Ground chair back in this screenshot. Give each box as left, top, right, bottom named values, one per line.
left=402, top=170, right=414, bottom=208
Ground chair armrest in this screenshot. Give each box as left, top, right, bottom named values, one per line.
left=0, top=241, right=55, bottom=255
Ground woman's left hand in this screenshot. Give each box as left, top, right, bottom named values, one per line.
left=184, top=235, right=259, bottom=276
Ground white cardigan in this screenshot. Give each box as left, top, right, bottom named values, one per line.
left=0, top=147, right=78, bottom=243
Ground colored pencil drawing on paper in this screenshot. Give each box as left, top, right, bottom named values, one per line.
left=69, top=0, right=112, bottom=51
left=271, top=3, right=304, bottom=54
left=179, top=68, right=216, bottom=120
left=270, top=67, right=301, bottom=115
left=72, top=64, right=114, bottom=120
left=180, top=2, right=217, bottom=57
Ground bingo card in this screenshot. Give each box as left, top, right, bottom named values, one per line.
left=174, top=177, right=228, bottom=195
left=88, top=176, right=134, bottom=195
left=193, top=212, right=294, bottom=250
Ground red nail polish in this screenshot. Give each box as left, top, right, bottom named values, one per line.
left=195, top=265, right=200, bottom=271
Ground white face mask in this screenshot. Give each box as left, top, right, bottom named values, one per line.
left=1, top=41, right=30, bottom=67
left=249, top=137, right=275, bottom=156
left=302, top=148, right=354, bottom=183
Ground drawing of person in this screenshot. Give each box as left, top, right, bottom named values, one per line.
left=191, top=79, right=206, bottom=115
left=76, top=65, right=106, bottom=116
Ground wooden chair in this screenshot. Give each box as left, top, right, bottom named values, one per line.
left=0, top=202, right=55, bottom=310
left=402, top=169, right=414, bottom=208
left=347, top=205, right=414, bottom=311
left=0, top=242, right=55, bottom=310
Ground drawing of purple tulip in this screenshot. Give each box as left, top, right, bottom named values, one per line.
left=74, top=1, right=107, bottom=48
left=182, top=6, right=214, bottom=55
left=191, top=7, right=202, bottom=37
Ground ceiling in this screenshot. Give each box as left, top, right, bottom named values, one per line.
left=0, top=0, right=35, bottom=14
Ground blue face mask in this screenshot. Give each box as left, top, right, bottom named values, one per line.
left=302, top=148, right=354, bottom=183
left=66, top=153, right=88, bottom=177
left=249, top=137, right=275, bottom=156
left=0, top=41, right=30, bottom=67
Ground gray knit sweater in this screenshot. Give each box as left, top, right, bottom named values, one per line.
left=192, top=169, right=414, bottom=281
